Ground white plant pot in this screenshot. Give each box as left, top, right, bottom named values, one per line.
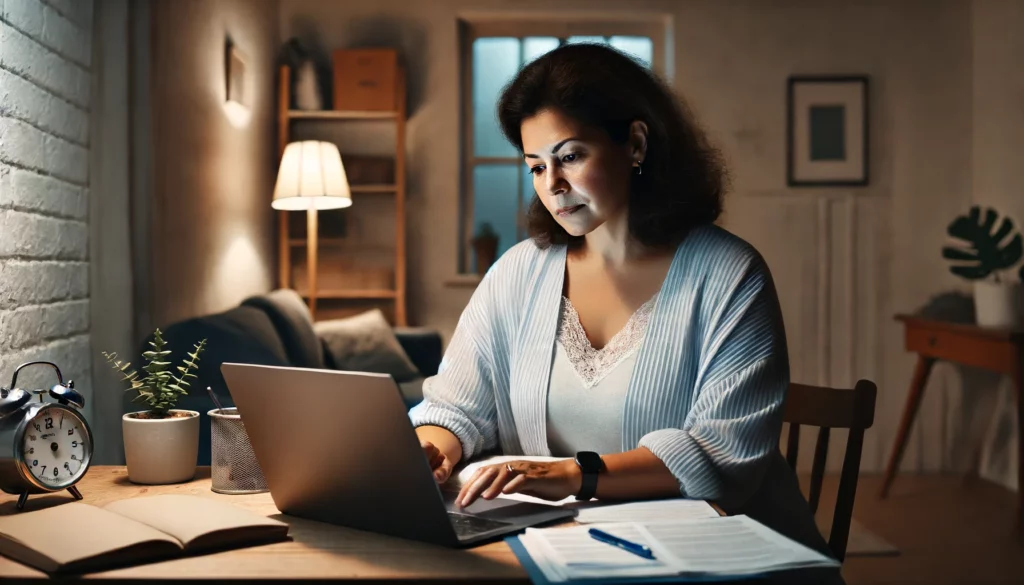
left=973, top=280, right=1023, bottom=328
left=122, top=410, right=199, bottom=484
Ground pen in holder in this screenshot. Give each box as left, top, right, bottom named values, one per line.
left=208, top=402, right=268, bottom=495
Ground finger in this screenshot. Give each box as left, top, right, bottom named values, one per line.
left=501, top=473, right=528, bottom=494
left=456, top=468, right=483, bottom=503
left=420, top=441, right=439, bottom=459
left=459, top=466, right=499, bottom=508
left=438, top=457, right=454, bottom=483
left=427, top=449, right=444, bottom=470
left=481, top=466, right=512, bottom=500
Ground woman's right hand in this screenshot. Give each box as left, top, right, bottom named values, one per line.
left=422, top=440, right=455, bottom=483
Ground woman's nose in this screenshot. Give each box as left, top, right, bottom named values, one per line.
left=545, top=168, right=568, bottom=195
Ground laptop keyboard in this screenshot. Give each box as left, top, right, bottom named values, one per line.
left=448, top=512, right=514, bottom=538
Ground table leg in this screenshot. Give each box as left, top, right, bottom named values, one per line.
left=1013, top=348, right=1023, bottom=531
left=880, top=355, right=935, bottom=498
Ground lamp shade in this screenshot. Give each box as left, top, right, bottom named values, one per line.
left=272, top=140, right=352, bottom=211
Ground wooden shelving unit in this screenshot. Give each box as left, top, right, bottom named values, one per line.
left=276, top=64, right=407, bottom=325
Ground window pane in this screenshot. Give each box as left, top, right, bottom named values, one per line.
left=472, top=165, right=520, bottom=271
left=473, top=38, right=520, bottom=158
left=567, top=36, right=607, bottom=45
left=609, top=36, right=653, bottom=67
left=523, top=37, right=559, bottom=64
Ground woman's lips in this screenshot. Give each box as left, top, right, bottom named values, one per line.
left=556, top=204, right=585, bottom=217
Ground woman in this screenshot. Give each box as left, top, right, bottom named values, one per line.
left=411, top=43, right=828, bottom=555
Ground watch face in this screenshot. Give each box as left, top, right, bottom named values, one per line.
left=575, top=451, right=603, bottom=472
left=21, top=406, right=91, bottom=489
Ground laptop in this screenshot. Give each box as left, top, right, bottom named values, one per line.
left=220, top=362, right=576, bottom=547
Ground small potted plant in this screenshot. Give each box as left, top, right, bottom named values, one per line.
left=471, top=222, right=499, bottom=276
left=942, top=205, right=1023, bottom=327
left=103, top=329, right=207, bottom=484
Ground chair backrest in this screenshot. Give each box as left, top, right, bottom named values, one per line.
left=782, top=379, right=877, bottom=562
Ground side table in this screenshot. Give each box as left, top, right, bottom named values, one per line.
left=880, top=314, right=1024, bottom=528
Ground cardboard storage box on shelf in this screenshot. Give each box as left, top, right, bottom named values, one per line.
left=332, top=48, right=398, bottom=112
left=342, top=155, right=395, bottom=185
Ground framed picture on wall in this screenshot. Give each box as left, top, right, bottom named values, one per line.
left=787, top=75, right=868, bottom=186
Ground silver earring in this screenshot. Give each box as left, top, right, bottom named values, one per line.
left=635, top=162, right=643, bottom=176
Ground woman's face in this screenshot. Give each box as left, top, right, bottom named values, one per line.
left=520, top=109, right=638, bottom=237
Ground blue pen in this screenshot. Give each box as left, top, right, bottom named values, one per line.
left=587, top=528, right=657, bottom=560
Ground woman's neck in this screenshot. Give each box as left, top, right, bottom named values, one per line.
left=577, top=209, right=650, bottom=266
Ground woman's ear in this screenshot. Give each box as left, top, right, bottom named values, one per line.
left=628, top=120, right=649, bottom=165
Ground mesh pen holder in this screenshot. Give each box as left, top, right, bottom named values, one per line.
left=208, top=408, right=269, bottom=494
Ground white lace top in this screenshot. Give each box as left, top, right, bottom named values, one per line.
left=546, top=294, right=657, bottom=457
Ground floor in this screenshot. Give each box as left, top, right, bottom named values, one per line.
left=811, top=473, right=1024, bottom=585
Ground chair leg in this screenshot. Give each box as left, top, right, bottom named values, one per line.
left=880, top=356, right=935, bottom=498
left=1012, top=351, right=1024, bottom=532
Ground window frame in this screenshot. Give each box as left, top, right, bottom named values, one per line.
left=457, top=17, right=668, bottom=274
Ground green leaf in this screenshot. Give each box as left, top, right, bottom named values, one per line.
left=945, top=206, right=1023, bottom=279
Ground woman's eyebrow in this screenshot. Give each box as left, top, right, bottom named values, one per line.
left=524, top=137, right=580, bottom=159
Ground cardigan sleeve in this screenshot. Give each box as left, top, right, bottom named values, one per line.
left=407, top=270, right=500, bottom=462
left=637, top=256, right=789, bottom=509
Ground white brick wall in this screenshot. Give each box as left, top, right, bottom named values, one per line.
left=0, top=0, right=92, bottom=394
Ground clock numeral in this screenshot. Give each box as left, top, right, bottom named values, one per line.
left=28, top=447, right=34, bottom=455
left=33, top=423, right=40, bottom=432
left=64, top=462, right=70, bottom=471
left=28, top=434, right=36, bottom=442
left=53, top=467, right=58, bottom=477
left=70, top=454, right=78, bottom=461
left=41, top=465, right=46, bottom=474
left=67, top=429, right=74, bottom=436
left=44, top=417, right=53, bottom=430
left=72, top=441, right=78, bottom=448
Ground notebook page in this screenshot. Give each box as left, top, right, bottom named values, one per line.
left=642, top=515, right=840, bottom=576
left=521, top=524, right=676, bottom=581
left=574, top=498, right=719, bottom=524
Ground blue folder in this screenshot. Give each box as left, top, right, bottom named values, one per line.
left=504, top=535, right=762, bottom=585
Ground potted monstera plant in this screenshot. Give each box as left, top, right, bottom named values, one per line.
left=103, top=329, right=207, bottom=484
left=942, top=205, right=1024, bottom=327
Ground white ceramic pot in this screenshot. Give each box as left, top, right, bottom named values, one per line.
left=122, top=410, right=199, bottom=484
left=973, top=280, right=1023, bottom=328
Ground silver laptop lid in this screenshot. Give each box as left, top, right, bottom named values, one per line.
left=220, top=363, right=458, bottom=545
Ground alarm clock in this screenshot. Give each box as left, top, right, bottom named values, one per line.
left=0, top=361, right=92, bottom=510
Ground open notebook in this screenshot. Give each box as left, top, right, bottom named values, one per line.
left=518, top=515, right=839, bottom=582
left=0, top=494, right=289, bottom=574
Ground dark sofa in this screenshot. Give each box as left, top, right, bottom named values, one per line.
left=137, top=289, right=442, bottom=465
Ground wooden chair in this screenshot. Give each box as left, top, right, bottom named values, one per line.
left=783, top=380, right=877, bottom=562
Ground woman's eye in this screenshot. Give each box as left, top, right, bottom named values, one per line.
left=562, top=153, right=577, bottom=163
left=528, top=166, right=544, bottom=175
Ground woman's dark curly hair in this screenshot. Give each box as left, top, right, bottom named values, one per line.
left=497, top=43, right=727, bottom=250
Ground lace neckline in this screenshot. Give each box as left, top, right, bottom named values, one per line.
left=557, top=294, right=657, bottom=389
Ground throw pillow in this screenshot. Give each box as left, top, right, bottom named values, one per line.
left=313, top=309, right=421, bottom=383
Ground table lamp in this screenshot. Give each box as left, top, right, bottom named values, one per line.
left=272, top=140, right=352, bottom=316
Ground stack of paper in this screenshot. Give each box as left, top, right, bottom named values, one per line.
left=517, top=515, right=839, bottom=583
left=573, top=499, right=720, bottom=524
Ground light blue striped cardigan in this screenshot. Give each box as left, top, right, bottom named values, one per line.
left=409, top=224, right=790, bottom=509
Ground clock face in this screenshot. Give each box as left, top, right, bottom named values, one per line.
left=21, top=406, right=91, bottom=489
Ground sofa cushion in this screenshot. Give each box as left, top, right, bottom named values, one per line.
left=314, top=309, right=421, bottom=383
left=241, top=289, right=324, bottom=369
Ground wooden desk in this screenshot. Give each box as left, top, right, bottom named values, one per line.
left=0, top=467, right=835, bottom=584
left=881, top=314, right=1024, bottom=527
left=0, top=466, right=527, bottom=583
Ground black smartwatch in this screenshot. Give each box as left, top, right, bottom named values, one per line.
left=573, top=451, right=605, bottom=501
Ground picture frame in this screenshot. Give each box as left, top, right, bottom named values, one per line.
left=225, top=40, right=247, bottom=107
left=787, top=75, right=868, bottom=187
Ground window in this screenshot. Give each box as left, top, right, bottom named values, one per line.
left=459, top=20, right=665, bottom=274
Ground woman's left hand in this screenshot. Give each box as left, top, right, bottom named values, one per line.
left=456, top=459, right=582, bottom=508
